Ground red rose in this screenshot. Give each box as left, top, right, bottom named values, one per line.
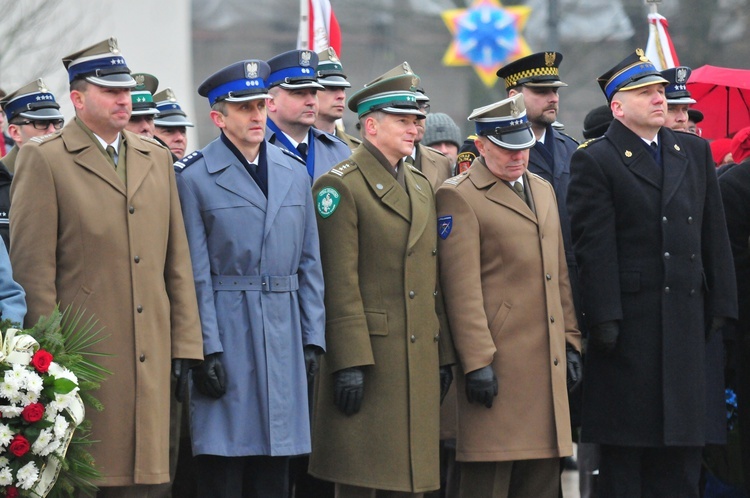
left=31, top=349, right=53, bottom=373
left=21, top=403, right=44, bottom=423
left=6, top=486, right=18, bottom=498
left=9, top=434, right=30, bottom=457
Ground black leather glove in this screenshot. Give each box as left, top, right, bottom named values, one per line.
left=172, top=358, right=192, bottom=402
left=465, top=365, right=497, bottom=408
left=566, top=345, right=583, bottom=391
left=589, top=321, right=619, bottom=354
left=334, top=367, right=364, bottom=416
left=192, top=352, right=227, bottom=399
left=304, top=345, right=322, bottom=381
left=440, top=366, right=453, bottom=404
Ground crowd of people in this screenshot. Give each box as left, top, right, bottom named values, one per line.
left=0, top=35, right=747, bottom=498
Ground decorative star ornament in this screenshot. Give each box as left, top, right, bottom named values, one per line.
left=442, top=0, right=532, bottom=87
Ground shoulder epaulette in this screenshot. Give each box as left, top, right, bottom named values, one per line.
left=558, top=131, right=580, bottom=145
left=443, top=171, right=469, bottom=186
left=29, top=132, right=58, bottom=145
left=423, top=145, right=446, bottom=157
left=407, top=163, right=428, bottom=179
left=174, top=151, right=203, bottom=170
left=329, top=160, right=358, bottom=177
left=577, top=137, right=604, bottom=149
left=279, top=147, right=306, bottom=165
left=141, top=136, right=164, bottom=147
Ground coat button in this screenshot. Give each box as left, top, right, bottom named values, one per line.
left=409, top=291, right=415, bottom=299
left=663, top=252, right=670, bottom=259
left=546, top=273, right=552, bottom=281
left=411, top=335, right=416, bottom=343
left=139, top=354, right=146, bottom=362
left=129, top=206, right=135, bottom=214
left=664, top=287, right=671, bottom=294
left=550, top=316, right=555, bottom=323
left=687, top=216, right=693, bottom=224
left=662, top=216, right=668, bottom=223
left=690, top=289, right=696, bottom=296
left=690, top=254, right=696, bottom=261
left=553, top=358, right=559, bottom=366
left=433, top=290, right=438, bottom=297
left=137, top=305, right=143, bottom=313
left=434, top=334, right=439, bottom=342
left=134, top=255, right=140, bottom=263
left=432, top=249, right=437, bottom=256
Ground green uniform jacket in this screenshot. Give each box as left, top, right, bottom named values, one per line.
left=309, top=144, right=454, bottom=492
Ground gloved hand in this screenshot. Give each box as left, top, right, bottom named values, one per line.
left=465, top=365, right=497, bottom=408
left=304, top=345, right=322, bottom=381
left=172, top=358, right=192, bottom=402
left=589, top=321, right=619, bottom=354
left=192, top=352, right=226, bottom=399
left=334, top=367, right=364, bottom=416
left=566, top=345, right=583, bottom=392
left=440, top=366, right=453, bottom=404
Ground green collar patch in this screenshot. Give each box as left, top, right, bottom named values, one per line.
left=317, top=187, right=341, bottom=218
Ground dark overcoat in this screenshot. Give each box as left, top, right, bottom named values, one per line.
left=568, top=119, right=737, bottom=447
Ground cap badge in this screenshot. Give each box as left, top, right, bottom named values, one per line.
left=108, top=38, right=120, bottom=55
left=135, top=74, right=145, bottom=86
left=328, top=47, right=339, bottom=63
left=300, top=51, right=312, bottom=67
left=676, top=67, right=688, bottom=84
left=411, top=76, right=419, bottom=89
left=510, top=100, right=520, bottom=117
left=636, top=48, right=648, bottom=62
left=545, top=52, right=556, bottom=67
left=166, top=88, right=177, bottom=102
left=38, top=80, right=49, bottom=93
left=246, top=61, right=259, bottom=79
left=402, top=62, right=411, bottom=73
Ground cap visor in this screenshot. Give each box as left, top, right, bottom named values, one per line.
left=524, top=81, right=568, bottom=88
left=666, top=97, right=697, bottom=105
left=18, top=108, right=64, bottom=120
left=131, top=108, right=160, bottom=116
left=619, top=74, right=669, bottom=92
left=225, top=93, right=270, bottom=102
left=277, top=81, right=325, bottom=90
left=487, top=128, right=536, bottom=150
left=86, top=74, right=137, bottom=88
left=380, top=106, right=426, bottom=119
left=319, top=76, right=351, bottom=88
left=154, top=115, right=194, bottom=127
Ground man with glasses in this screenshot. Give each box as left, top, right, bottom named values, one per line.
left=406, top=79, right=453, bottom=189
left=0, top=79, right=65, bottom=248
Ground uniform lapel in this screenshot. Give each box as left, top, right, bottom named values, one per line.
left=471, top=159, right=536, bottom=224
left=208, top=140, right=267, bottom=211
left=404, top=165, right=430, bottom=249
left=357, top=148, right=411, bottom=222
left=62, top=122, right=125, bottom=196
left=124, top=132, right=155, bottom=201
left=527, top=173, right=548, bottom=229
left=607, top=120, right=662, bottom=191
left=529, top=143, right=553, bottom=177
left=417, top=145, right=438, bottom=186
left=263, top=146, right=294, bottom=240
left=659, top=128, right=688, bottom=206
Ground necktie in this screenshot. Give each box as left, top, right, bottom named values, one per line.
left=513, top=181, right=527, bottom=204
left=649, top=141, right=659, bottom=163
left=106, top=145, right=117, bottom=167
left=404, top=155, right=415, bottom=165
left=296, top=143, right=308, bottom=160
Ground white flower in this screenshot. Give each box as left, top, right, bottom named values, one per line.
left=24, top=371, right=43, bottom=396
left=48, top=363, right=79, bottom=385
left=54, top=415, right=69, bottom=439
left=16, top=461, right=39, bottom=490
left=0, top=456, right=8, bottom=467
left=0, top=467, right=11, bottom=486
left=40, top=439, right=61, bottom=457
left=0, top=423, right=12, bottom=448
left=31, top=428, right=53, bottom=454
left=0, top=406, right=22, bottom=418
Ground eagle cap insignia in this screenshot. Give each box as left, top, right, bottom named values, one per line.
left=676, top=67, right=688, bottom=84
left=246, top=61, right=259, bottom=79
left=545, top=52, right=556, bottom=66
left=134, top=74, right=145, bottom=86
left=300, top=50, right=312, bottom=67
left=402, top=62, right=411, bottom=73
left=327, top=47, right=339, bottom=62
left=37, top=79, right=49, bottom=93
left=636, top=48, right=648, bottom=62
left=165, top=88, right=177, bottom=102
left=108, top=37, right=120, bottom=55
left=411, top=76, right=419, bottom=88
left=510, top=101, right=520, bottom=117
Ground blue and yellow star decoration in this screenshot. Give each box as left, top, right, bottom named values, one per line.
left=442, top=0, right=532, bottom=88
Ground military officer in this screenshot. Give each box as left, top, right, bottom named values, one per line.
left=568, top=49, right=737, bottom=497
left=309, top=64, right=454, bottom=497
left=154, top=88, right=194, bottom=159
left=124, top=72, right=159, bottom=139
left=314, top=47, right=361, bottom=151
left=177, top=59, right=325, bottom=497
left=265, top=49, right=351, bottom=181
left=437, top=93, right=581, bottom=498
left=0, top=79, right=65, bottom=248
left=10, top=37, right=203, bottom=496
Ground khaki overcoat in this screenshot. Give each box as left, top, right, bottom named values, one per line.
left=309, top=144, right=454, bottom=493
left=436, top=159, right=580, bottom=463
left=9, top=120, right=203, bottom=486
left=416, top=143, right=453, bottom=189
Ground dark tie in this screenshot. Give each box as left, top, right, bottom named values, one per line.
left=296, top=143, right=308, bottom=160
left=512, top=181, right=527, bottom=204
left=404, top=155, right=415, bottom=165
left=649, top=141, right=660, bottom=164
left=106, top=145, right=117, bottom=166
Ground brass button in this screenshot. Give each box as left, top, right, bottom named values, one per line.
left=139, top=354, right=146, bottom=362
left=137, top=305, right=143, bottom=313
left=546, top=273, right=552, bottom=281
left=410, top=335, right=416, bottom=343
left=134, top=255, right=140, bottom=263
left=409, top=291, right=415, bottom=299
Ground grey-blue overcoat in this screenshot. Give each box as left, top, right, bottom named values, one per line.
left=176, top=137, right=326, bottom=457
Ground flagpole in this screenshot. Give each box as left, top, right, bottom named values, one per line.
left=298, top=0, right=309, bottom=49
left=645, top=0, right=661, bottom=15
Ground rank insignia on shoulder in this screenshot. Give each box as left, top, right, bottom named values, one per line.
left=280, top=147, right=305, bottom=164
left=577, top=137, right=601, bottom=149
left=174, top=150, right=203, bottom=170
left=330, top=161, right=355, bottom=177
left=438, top=215, right=453, bottom=239
left=317, top=187, right=341, bottom=218
left=29, top=132, right=58, bottom=144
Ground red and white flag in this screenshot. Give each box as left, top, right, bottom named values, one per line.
left=645, top=13, right=679, bottom=70
left=297, top=0, right=342, bottom=56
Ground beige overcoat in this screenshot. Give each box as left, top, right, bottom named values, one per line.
left=417, top=143, right=453, bottom=189
left=436, top=159, right=581, bottom=463
left=9, top=120, right=203, bottom=486
left=309, top=144, right=454, bottom=493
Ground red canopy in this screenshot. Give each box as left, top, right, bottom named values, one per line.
left=687, top=65, right=750, bottom=141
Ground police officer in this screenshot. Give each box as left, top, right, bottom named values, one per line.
left=125, top=72, right=160, bottom=139
left=568, top=49, right=737, bottom=497
left=314, top=47, right=360, bottom=151
left=178, top=59, right=325, bottom=498
left=265, top=49, right=351, bottom=181
left=661, top=66, right=697, bottom=133
left=154, top=88, right=194, bottom=159
left=309, top=65, right=454, bottom=497
left=0, top=79, right=65, bottom=248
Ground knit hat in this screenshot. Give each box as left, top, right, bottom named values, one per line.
left=731, top=127, right=750, bottom=164
left=423, top=113, right=461, bottom=148
left=582, top=105, right=613, bottom=140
